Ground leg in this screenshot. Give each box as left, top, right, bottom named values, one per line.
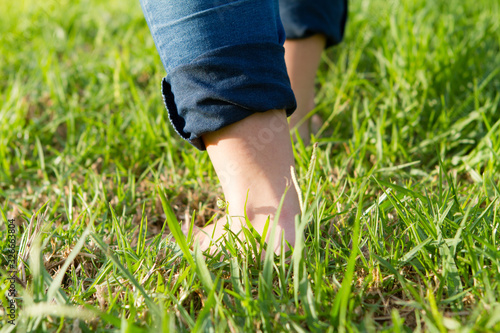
left=196, top=109, right=300, bottom=253
left=140, top=0, right=299, bottom=254
left=279, top=0, right=348, bottom=144
left=285, top=34, right=326, bottom=144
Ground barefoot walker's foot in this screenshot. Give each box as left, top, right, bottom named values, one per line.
left=187, top=35, right=329, bottom=255
left=191, top=110, right=301, bottom=254
left=285, top=35, right=327, bottom=144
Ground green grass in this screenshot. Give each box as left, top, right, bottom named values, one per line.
left=1, top=0, right=499, bottom=331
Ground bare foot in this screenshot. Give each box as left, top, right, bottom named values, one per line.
left=285, top=34, right=326, bottom=145
left=195, top=110, right=300, bottom=255
left=188, top=212, right=295, bottom=255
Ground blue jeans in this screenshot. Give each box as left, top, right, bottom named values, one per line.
left=140, top=0, right=347, bottom=150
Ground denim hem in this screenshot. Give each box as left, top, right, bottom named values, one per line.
left=161, top=42, right=297, bottom=151
left=279, top=0, right=348, bottom=48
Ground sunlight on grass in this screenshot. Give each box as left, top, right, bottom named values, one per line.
left=0, top=0, right=499, bottom=331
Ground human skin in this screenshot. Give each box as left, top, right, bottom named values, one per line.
left=191, top=35, right=326, bottom=254
left=194, top=109, right=300, bottom=254
left=286, top=34, right=326, bottom=145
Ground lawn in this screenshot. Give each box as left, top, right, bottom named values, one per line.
left=1, top=0, right=499, bottom=331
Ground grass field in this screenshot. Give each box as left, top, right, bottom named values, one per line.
left=1, top=0, right=500, bottom=331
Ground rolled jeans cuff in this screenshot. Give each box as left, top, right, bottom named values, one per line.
left=162, top=42, right=297, bottom=150
left=279, top=0, right=348, bottom=48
